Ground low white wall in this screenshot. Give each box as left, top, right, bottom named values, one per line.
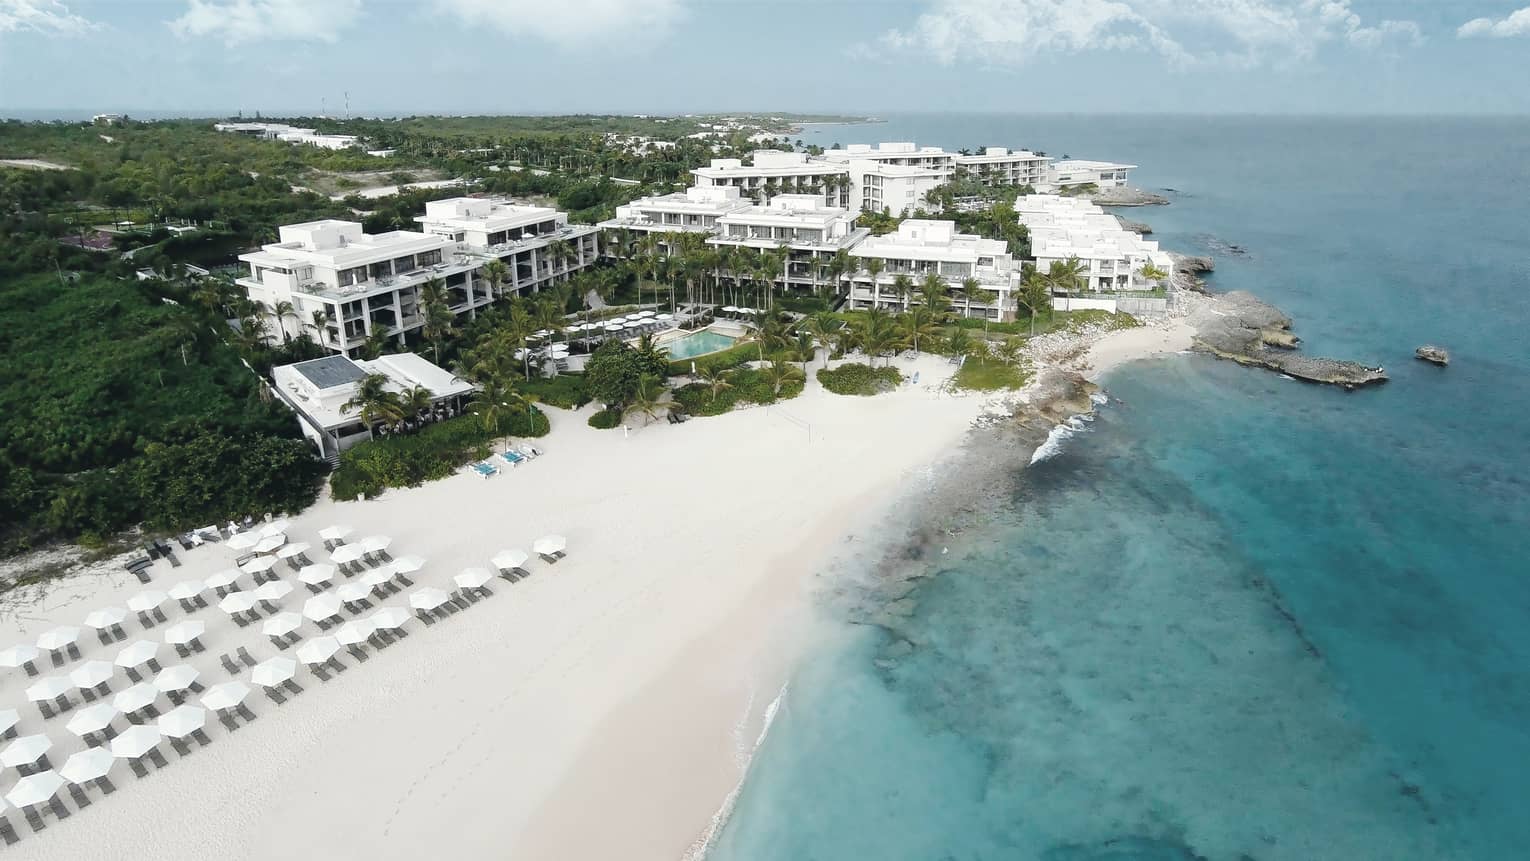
left=1051, top=296, right=1118, bottom=312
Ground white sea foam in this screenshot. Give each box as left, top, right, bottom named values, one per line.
left=1090, top=391, right=1110, bottom=407
left=1030, top=423, right=1079, bottom=464
left=686, top=682, right=790, bottom=861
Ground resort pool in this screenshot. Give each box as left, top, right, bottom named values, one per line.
left=663, top=329, right=738, bottom=360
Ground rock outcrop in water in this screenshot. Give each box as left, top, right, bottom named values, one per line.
left=1190, top=292, right=1387, bottom=389
left=1114, top=215, right=1153, bottom=235
left=1415, top=345, right=1450, bottom=366
left=1089, top=185, right=1170, bottom=206
left=1169, top=253, right=1215, bottom=293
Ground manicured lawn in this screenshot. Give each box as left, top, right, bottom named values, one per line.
left=955, top=359, right=1030, bottom=391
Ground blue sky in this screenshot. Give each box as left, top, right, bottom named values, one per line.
left=1, top=0, right=1528, bottom=116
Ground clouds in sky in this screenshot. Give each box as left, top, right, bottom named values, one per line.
left=0, top=0, right=95, bottom=34
left=870, top=0, right=1425, bottom=67
left=430, top=0, right=684, bottom=45
left=168, top=0, right=364, bottom=44
left=1457, top=6, right=1530, bottom=37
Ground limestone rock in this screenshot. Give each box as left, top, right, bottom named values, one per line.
left=1415, top=345, right=1449, bottom=366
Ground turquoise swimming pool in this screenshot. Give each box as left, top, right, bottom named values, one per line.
left=663, top=329, right=738, bottom=360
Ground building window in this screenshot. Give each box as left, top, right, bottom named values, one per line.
left=417, top=249, right=442, bottom=267
left=338, top=266, right=367, bottom=287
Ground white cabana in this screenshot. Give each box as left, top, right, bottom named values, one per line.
left=114, top=640, right=160, bottom=669
left=303, top=594, right=344, bottom=622
left=318, top=525, right=352, bottom=543
left=200, top=682, right=251, bottom=711
left=454, top=569, right=493, bottom=590
left=161, top=620, right=205, bottom=647
left=337, top=582, right=372, bottom=603
left=604, top=323, right=624, bottom=332
left=333, top=620, right=374, bottom=647
left=65, top=702, right=119, bottom=737
left=331, top=545, right=365, bottom=565
left=253, top=581, right=294, bottom=602
left=110, top=724, right=162, bottom=759
left=369, top=608, right=411, bottom=631
left=635, top=310, right=656, bottom=318
left=1, top=734, right=52, bottom=768
left=299, top=563, right=338, bottom=586
left=253, top=535, right=286, bottom=555
left=240, top=555, right=278, bottom=575
left=204, top=569, right=242, bottom=591
left=250, top=657, right=297, bottom=688
left=295, top=637, right=341, bottom=665
left=359, top=568, right=393, bottom=590
left=60, top=747, right=116, bottom=784
left=261, top=613, right=303, bottom=638
left=533, top=535, right=567, bottom=556
left=722, top=306, right=739, bottom=313
left=276, top=541, right=311, bottom=560
left=26, top=676, right=74, bottom=703
left=158, top=705, right=206, bottom=739
left=0, top=643, right=41, bottom=670
left=392, top=555, right=426, bottom=574
left=82, top=607, right=127, bottom=631
left=492, top=549, right=529, bottom=571
left=167, top=580, right=206, bottom=601
left=153, top=664, right=201, bottom=694
left=112, top=682, right=158, bottom=715
left=408, top=588, right=452, bottom=611
left=68, top=661, right=114, bottom=690
left=36, top=626, right=81, bottom=651
left=126, top=591, right=167, bottom=613
left=226, top=531, right=261, bottom=551
left=5, top=771, right=65, bottom=810
left=260, top=519, right=290, bottom=538
left=359, top=535, right=392, bottom=554
left=217, top=593, right=257, bottom=616
left=0, top=709, right=19, bottom=736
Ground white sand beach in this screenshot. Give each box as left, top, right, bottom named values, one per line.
left=0, top=321, right=1194, bottom=860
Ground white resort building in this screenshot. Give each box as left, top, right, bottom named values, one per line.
left=596, top=185, right=754, bottom=257
left=239, top=199, right=595, bottom=355
left=708, top=194, right=866, bottom=293
left=270, top=353, right=475, bottom=461
left=954, top=147, right=1051, bottom=189
left=1045, top=160, right=1136, bottom=190
left=690, top=150, right=851, bottom=208
left=1016, top=194, right=1172, bottom=307
left=846, top=220, right=1018, bottom=320
left=214, top=122, right=360, bottom=150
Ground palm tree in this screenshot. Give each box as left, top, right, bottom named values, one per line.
left=272, top=300, right=298, bottom=343
left=756, top=312, right=790, bottom=364
left=863, top=258, right=885, bottom=309
left=622, top=375, right=667, bottom=426
left=856, top=306, right=902, bottom=367
left=1047, top=257, right=1088, bottom=313
left=901, top=306, right=941, bottom=356
left=699, top=366, right=733, bottom=404
left=532, top=296, right=566, bottom=377
left=479, top=258, right=510, bottom=300
left=764, top=359, right=804, bottom=399
left=891, top=273, right=915, bottom=311
left=342, top=373, right=405, bottom=439
left=359, top=326, right=393, bottom=360
left=945, top=327, right=974, bottom=362
left=309, top=308, right=333, bottom=344
left=467, top=372, right=525, bottom=433
left=399, top=385, right=435, bottom=424
left=802, top=312, right=841, bottom=368
left=546, top=238, right=575, bottom=281
left=918, top=272, right=950, bottom=317
left=1138, top=262, right=1170, bottom=291
left=959, top=275, right=982, bottom=319
left=1017, top=272, right=1053, bottom=336
left=419, top=278, right=456, bottom=364
left=793, top=331, right=816, bottom=374
left=825, top=249, right=853, bottom=299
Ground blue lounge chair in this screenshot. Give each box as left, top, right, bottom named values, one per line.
left=471, top=462, right=498, bottom=478
left=500, top=450, right=525, bottom=466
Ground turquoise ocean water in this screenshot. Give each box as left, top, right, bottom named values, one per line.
left=710, top=115, right=1530, bottom=860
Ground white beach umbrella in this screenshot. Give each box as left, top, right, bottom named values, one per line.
left=1, top=734, right=53, bottom=768
left=337, top=582, right=372, bottom=603
left=153, top=664, right=201, bottom=694
left=36, top=626, right=81, bottom=651
left=65, top=702, right=120, bottom=737
left=218, top=592, right=257, bottom=615
left=722, top=305, right=739, bottom=313
left=226, top=532, right=261, bottom=551
left=636, top=310, right=656, bottom=318
left=333, top=619, right=374, bottom=647
left=303, top=594, right=343, bottom=622
left=0, top=709, right=19, bottom=736
left=454, top=569, right=493, bottom=590
left=623, top=321, right=643, bottom=330
left=261, top=612, right=303, bottom=638
left=492, top=549, right=528, bottom=571
left=408, top=587, right=451, bottom=611
left=68, top=661, right=115, bottom=690
left=514, top=347, right=530, bottom=361
left=83, top=607, right=128, bottom=631
left=533, top=535, right=567, bottom=556
left=240, top=555, right=278, bottom=575
left=550, top=344, right=570, bottom=355
left=204, top=569, right=242, bottom=590
left=276, top=541, right=311, bottom=560
left=0, top=643, right=41, bottom=669
left=253, top=580, right=294, bottom=602
left=359, top=535, right=392, bottom=554
left=331, top=544, right=365, bottom=565
left=359, top=568, right=393, bottom=589
left=126, top=590, right=167, bottom=613
left=369, top=608, right=411, bottom=631
left=656, top=313, right=673, bottom=321
left=250, top=657, right=297, bottom=688
left=161, top=620, right=205, bottom=646
left=392, top=555, right=426, bottom=575
left=199, top=681, right=251, bottom=711
left=167, top=580, right=206, bottom=601
left=604, top=322, right=624, bottom=332
left=26, top=676, right=74, bottom=703
left=253, top=535, right=286, bottom=555
left=60, top=747, right=116, bottom=784
left=260, top=519, right=290, bottom=538
left=318, top=525, right=352, bottom=543
left=112, top=682, right=158, bottom=715
left=5, top=771, right=65, bottom=809
left=299, top=563, right=338, bottom=586
left=157, top=705, right=206, bottom=739
left=295, top=637, right=341, bottom=666
left=110, top=724, right=162, bottom=759
left=114, top=639, right=160, bottom=669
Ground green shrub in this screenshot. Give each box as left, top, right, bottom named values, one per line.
left=817, top=363, right=903, bottom=396
left=330, top=407, right=549, bottom=501
left=587, top=408, right=623, bottom=429
left=776, top=295, right=831, bottom=314
left=671, top=367, right=804, bottom=417
left=519, top=373, right=591, bottom=409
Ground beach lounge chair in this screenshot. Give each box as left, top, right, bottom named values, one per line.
left=500, top=450, right=525, bottom=465
left=470, top=462, right=498, bottom=478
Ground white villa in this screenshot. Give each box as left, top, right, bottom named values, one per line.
left=1016, top=194, right=1172, bottom=304
left=691, top=150, right=851, bottom=208
left=954, top=147, right=1051, bottom=189
left=708, top=195, right=866, bottom=293
left=238, top=198, right=595, bottom=355
left=1046, top=160, right=1136, bottom=189
left=820, top=142, right=958, bottom=177
left=846, top=220, right=1018, bottom=320
left=270, top=353, right=475, bottom=460
left=596, top=186, right=754, bottom=257
left=848, top=161, right=947, bottom=216
left=214, top=122, right=359, bottom=150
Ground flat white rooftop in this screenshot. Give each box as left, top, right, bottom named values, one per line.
left=415, top=197, right=563, bottom=233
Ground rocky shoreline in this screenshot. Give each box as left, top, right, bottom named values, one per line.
left=1090, top=185, right=1170, bottom=206
left=1188, top=291, right=1387, bottom=389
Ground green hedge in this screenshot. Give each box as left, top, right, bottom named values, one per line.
left=817, top=363, right=903, bottom=396
left=330, top=407, right=549, bottom=501
left=587, top=407, right=623, bottom=429
left=951, top=317, right=1031, bottom=335
left=519, top=373, right=591, bottom=409
left=671, top=367, right=804, bottom=417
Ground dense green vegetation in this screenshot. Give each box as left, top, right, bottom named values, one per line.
left=587, top=408, right=623, bottom=430
left=518, top=374, right=592, bottom=410
left=816, top=363, right=904, bottom=396
left=671, top=364, right=805, bottom=416
left=330, top=407, right=549, bottom=501
left=0, top=273, right=325, bottom=549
